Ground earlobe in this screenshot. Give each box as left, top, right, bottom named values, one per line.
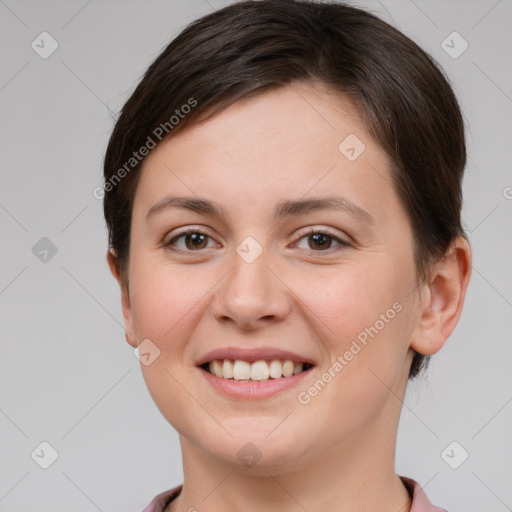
left=106, top=249, right=138, bottom=348
left=409, top=236, right=472, bottom=356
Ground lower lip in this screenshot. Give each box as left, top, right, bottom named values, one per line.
left=198, top=366, right=315, bottom=399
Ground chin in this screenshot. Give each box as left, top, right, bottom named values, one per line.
left=198, top=423, right=312, bottom=473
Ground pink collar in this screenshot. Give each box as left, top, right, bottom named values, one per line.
left=143, top=476, right=449, bottom=512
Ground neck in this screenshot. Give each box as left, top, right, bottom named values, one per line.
left=169, top=410, right=412, bottom=512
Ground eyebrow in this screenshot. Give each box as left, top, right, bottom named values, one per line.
left=145, top=195, right=374, bottom=225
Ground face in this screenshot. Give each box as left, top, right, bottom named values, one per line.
left=115, top=82, right=424, bottom=473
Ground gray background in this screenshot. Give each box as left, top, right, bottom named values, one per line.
left=1, top=0, right=511, bottom=511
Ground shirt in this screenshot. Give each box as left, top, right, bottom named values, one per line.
left=141, top=475, right=449, bottom=511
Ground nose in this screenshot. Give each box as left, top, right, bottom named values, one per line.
left=210, top=246, right=292, bottom=331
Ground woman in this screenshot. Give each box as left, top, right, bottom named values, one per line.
left=102, top=1, right=472, bottom=510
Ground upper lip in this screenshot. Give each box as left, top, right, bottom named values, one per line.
left=195, top=347, right=316, bottom=366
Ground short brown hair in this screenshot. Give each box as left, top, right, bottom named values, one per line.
left=103, top=0, right=467, bottom=380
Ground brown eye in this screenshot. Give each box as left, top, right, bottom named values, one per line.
left=295, top=230, right=350, bottom=252
left=166, top=230, right=215, bottom=251
left=308, top=233, right=333, bottom=250
left=183, top=232, right=208, bottom=250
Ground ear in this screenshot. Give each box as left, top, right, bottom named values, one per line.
left=106, top=249, right=137, bottom=348
left=409, top=236, right=472, bottom=356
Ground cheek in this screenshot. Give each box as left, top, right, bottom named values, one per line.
left=302, top=309, right=410, bottom=448
left=298, top=262, right=411, bottom=420
left=128, top=257, right=218, bottom=432
left=130, top=255, right=208, bottom=347
left=293, top=260, right=399, bottom=349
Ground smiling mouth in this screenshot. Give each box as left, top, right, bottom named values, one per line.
left=200, top=359, right=314, bottom=381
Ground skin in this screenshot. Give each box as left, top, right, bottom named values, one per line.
left=108, top=81, right=472, bottom=512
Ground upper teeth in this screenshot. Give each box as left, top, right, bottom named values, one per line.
left=208, top=359, right=306, bottom=380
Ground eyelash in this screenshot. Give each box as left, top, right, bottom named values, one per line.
left=165, top=227, right=351, bottom=254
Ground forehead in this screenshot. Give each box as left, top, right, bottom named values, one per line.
left=132, top=82, right=399, bottom=226
left=182, top=82, right=366, bottom=159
